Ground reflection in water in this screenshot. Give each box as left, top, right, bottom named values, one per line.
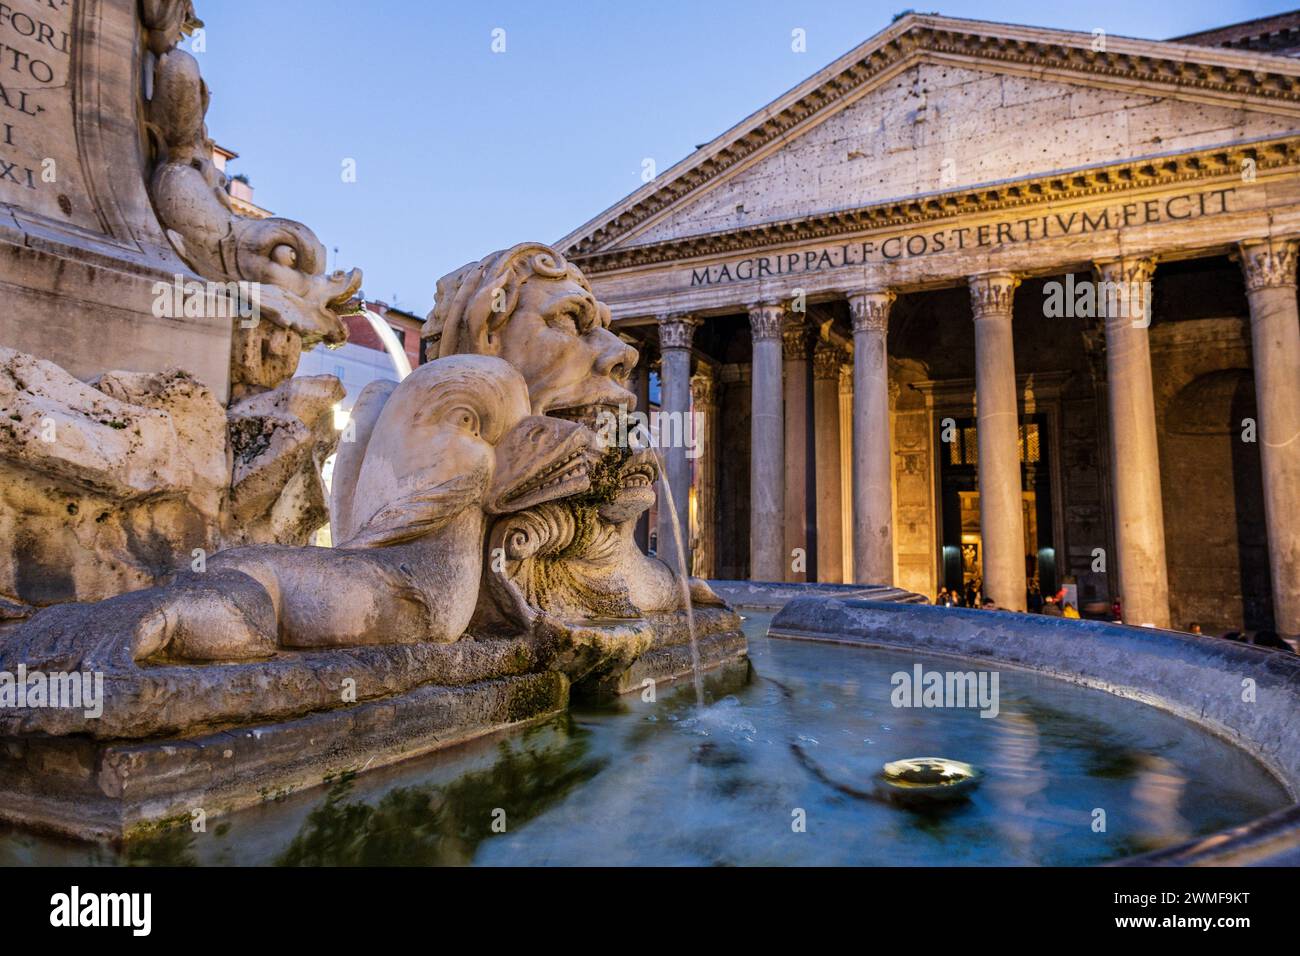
left=123, top=826, right=200, bottom=868
left=275, top=717, right=605, bottom=866
left=1131, top=756, right=1191, bottom=845
left=0, top=612, right=1288, bottom=866
left=988, top=711, right=1043, bottom=863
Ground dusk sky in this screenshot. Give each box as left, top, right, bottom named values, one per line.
left=196, top=1, right=1291, bottom=316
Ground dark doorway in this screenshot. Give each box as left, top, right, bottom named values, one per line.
left=938, top=413, right=1056, bottom=603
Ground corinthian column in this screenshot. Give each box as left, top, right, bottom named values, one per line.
left=689, top=365, right=718, bottom=579
left=656, top=313, right=697, bottom=573
left=813, top=342, right=845, bottom=582
left=969, top=273, right=1027, bottom=611
left=748, top=303, right=785, bottom=581
left=839, top=362, right=854, bottom=582
left=848, top=289, right=895, bottom=585
left=1238, top=239, right=1300, bottom=642
left=1095, top=256, right=1170, bottom=628
left=782, top=316, right=814, bottom=582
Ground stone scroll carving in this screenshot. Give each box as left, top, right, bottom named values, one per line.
left=418, top=245, right=724, bottom=642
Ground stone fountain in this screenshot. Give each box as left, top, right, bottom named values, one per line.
left=0, top=1, right=745, bottom=841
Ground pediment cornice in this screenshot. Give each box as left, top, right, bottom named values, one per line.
left=567, top=134, right=1300, bottom=275
left=558, top=14, right=1300, bottom=260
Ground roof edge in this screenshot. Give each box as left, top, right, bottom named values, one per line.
left=556, top=12, right=1300, bottom=258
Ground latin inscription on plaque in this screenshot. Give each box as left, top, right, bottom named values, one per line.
left=0, top=0, right=99, bottom=231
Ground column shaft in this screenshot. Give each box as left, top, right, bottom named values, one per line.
left=690, top=366, right=718, bottom=579
left=813, top=342, right=844, bottom=582
left=783, top=319, right=814, bottom=581
left=656, top=314, right=697, bottom=574
left=849, top=290, right=895, bottom=585
left=1239, top=239, right=1300, bottom=641
left=1096, top=257, right=1170, bottom=628
left=748, top=304, right=785, bottom=582
left=838, top=362, right=855, bottom=583
left=969, top=274, right=1027, bottom=611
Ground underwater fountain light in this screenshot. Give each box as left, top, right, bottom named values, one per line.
left=877, top=757, right=980, bottom=807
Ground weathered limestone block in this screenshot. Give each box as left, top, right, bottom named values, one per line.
left=0, top=349, right=226, bottom=609
left=225, top=374, right=343, bottom=546
left=0, top=348, right=349, bottom=610
left=95, top=366, right=229, bottom=517
left=0, top=349, right=193, bottom=500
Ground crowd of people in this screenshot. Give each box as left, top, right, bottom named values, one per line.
left=933, top=579, right=1295, bottom=653
left=934, top=578, right=1081, bottom=619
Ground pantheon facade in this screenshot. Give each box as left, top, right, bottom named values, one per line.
left=558, top=13, right=1300, bottom=641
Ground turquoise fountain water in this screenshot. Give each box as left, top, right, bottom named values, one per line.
left=0, top=612, right=1286, bottom=866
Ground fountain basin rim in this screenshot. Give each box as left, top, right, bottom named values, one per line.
left=768, top=595, right=1300, bottom=867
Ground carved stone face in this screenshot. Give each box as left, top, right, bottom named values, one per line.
left=496, top=276, right=639, bottom=419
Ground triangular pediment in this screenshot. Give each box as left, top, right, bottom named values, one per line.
left=558, top=14, right=1300, bottom=258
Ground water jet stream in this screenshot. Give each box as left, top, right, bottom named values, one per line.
left=632, top=421, right=704, bottom=706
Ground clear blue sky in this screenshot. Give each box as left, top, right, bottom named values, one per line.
left=195, top=1, right=1292, bottom=315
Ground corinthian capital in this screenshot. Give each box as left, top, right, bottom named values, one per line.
left=1094, top=255, right=1156, bottom=286
left=968, top=273, right=1021, bottom=319
left=748, top=303, right=785, bottom=341
left=848, top=289, right=895, bottom=334
left=838, top=362, right=854, bottom=395
left=782, top=317, right=815, bottom=360
left=690, top=365, right=716, bottom=408
left=656, top=313, right=699, bottom=350
left=813, top=342, right=844, bottom=380
left=1238, top=238, right=1299, bottom=291
left=1093, top=256, right=1155, bottom=325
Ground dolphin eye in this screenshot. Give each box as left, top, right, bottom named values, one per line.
left=451, top=406, right=481, bottom=436
left=269, top=243, right=298, bottom=269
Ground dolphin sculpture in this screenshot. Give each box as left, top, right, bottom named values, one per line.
left=193, top=354, right=599, bottom=653
left=2, top=356, right=600, bottom=665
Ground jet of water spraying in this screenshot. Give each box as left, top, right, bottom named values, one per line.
left=630, top=422, right=704, bottom=706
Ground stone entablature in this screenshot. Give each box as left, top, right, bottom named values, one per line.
left=572, top=166, right=1300, bottom=321
left=576, top=138, right=1298, bottom=277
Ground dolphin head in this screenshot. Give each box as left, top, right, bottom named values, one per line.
left=485, top=415, right=600, bottom=515
left=344, top=355, right=532, bottom=547
left=342, top=355, right=601, bottom=548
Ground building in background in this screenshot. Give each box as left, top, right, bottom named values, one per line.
left=1173, top=11, right=1300, bottom=57
left=210, top=144, right=272, bottom=219
left=298, top=300, right=423, bottom=414
left=211, top=142, right=425, bottom=464
left=559, top=12, right=1300, bottom=642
